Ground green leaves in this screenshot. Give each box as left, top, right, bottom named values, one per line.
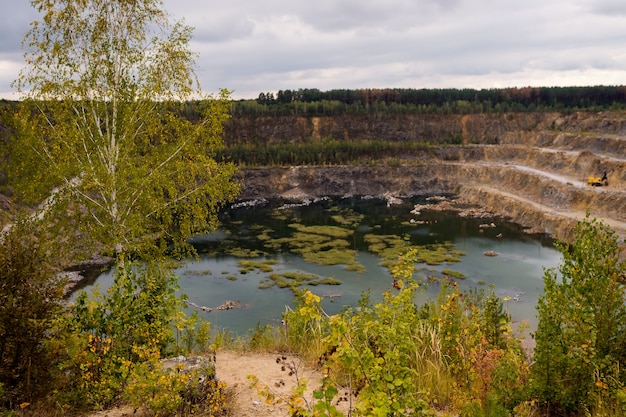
left=10, top=1, right=240, bottom=261
left=531, top=214, right=626, bottom=414
left=4, top=0, right=237, bottom=411
left=283, top=246, right=529, bottom=416
left=57, top=260, right=207, bottom=409
left=0, top=219, right=66, bottom=405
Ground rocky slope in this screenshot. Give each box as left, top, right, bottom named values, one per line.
left=234, top=111, right=626, bottom=245
left=1, top=111, right=624, bottom=245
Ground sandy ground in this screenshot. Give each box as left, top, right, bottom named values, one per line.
left=87, top=350, right=348, bottom=417
left=215, top=350, right=353, bottom=417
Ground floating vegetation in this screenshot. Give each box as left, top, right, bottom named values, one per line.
left=269, top=208, right=289, bottom=221
left=267, top=223, right=365, bottom=272
left=226, top=275, right=238, bottom=281
left=364, top=234, right=412, bottom=268
left=346, top=263, right=367, bottom=273
left=237, top=259, right=278, bottom=274
left=256, top=231, right=273, bottom=242
left=182, top=269, right=212, bottom=276
left=364, top=234, right=465, bottom=271
left=441, top=269, right=467, bottom=279
left=289, top=223, right=352, bottom=239
left=328, top=206, right=365, bottom=227
left=260, top=271, right=342, bottom=291
left=415, top=243, right=465, bottom=265
left=225, top=247, right=267, bottom=258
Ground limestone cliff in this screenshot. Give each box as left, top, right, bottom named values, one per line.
left=232, top=111, right=626, bottom=244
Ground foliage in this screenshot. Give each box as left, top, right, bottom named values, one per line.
left=10, top=0, right=239, bottom=261
left=421, top=283, right=528, bottom=413
left=531, top=215, right=626, bottom=415
left=232, top=86, right=626, bottom=116
left=124, top=359, right=226, bottom=417
left=283, top=290, right=329, bottom=363
left=218, top=138, right=432, bottom=166
left=53, top=260, right=209, bottom=409
left=5, top=1, right=238, bottom=412
left=280, top=248, right=529, bottom=416
left=0, top=219, right=66, bottom=407
left=246, top=323, right=289, bottom=352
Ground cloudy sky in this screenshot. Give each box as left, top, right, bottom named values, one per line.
left=1, top=0, right=626, bottom=100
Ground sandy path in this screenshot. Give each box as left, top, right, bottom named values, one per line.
left=86, top=351, right=338, bottom=417
left=215, top=350, right=345, bottom=417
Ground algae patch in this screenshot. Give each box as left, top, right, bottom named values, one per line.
left=267, top=223, right=365, bottom=272
left=364, top=233, right=465, bottom=272
left=237, top=259, right=278, bottom=274
left=441, top=268, right=467, bottom=279
left=260, top=272, right=342, bottom=291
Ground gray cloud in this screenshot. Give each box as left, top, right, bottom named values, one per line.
left=584, top=0, right=626, bottom=16
left=1, top=0, right=625, bottom=99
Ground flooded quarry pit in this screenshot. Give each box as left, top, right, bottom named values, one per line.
left=81, top=196, right=561, bottom=335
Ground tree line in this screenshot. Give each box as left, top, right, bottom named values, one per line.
left=5, top=84, right=626, bottom=121
left=231, top=86, right=626, bottom=116
left=215, top=138, right=464, bottom=167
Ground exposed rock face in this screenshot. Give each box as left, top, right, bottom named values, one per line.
left=237, top=165, right=456, bottom=200
left=238, top=163, right=626, bottom=244
left=224, top=112, right=556, bottom=145
left=234, top=112, right=626, bottom=245
left=2, top=111, right=625, bottom=246
left=225, top=111, right=626, bottom=150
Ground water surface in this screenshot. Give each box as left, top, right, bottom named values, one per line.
left=89, top=196, right=561, bottom=335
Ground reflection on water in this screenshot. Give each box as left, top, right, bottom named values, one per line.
left=87, top=196, right=562, bottom=335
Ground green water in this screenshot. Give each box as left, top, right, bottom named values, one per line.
left=90, top=196, right=561, bottom=335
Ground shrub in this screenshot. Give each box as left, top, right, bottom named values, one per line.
left=125, top=358, right=225, bottom=416
left=283, top=248, right=529, bottom=416
left=0, top=220, right=66, bottom=407
left=53, top=260, right=210, bottom=410
left=531, top=215, right=626, bottom=415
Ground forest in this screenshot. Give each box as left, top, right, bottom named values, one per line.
left=231, top=85, right=626, bottom=116
left=3, top=85, right=626, bottom=124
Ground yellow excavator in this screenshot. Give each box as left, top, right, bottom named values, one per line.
left=587, top=171, right=608, bottom=187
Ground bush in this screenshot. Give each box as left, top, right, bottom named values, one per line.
left=53, top=260, right=211, bottom=410
left=531, top=215, right=626, bottom=415
left=125, top=358, right=225, bottom=416
left=0, top=220, right=66, bottom=407
left=282, top=248, right=529, bottom=416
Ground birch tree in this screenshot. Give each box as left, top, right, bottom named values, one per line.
left=11, top=0, right=239, bottom=260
